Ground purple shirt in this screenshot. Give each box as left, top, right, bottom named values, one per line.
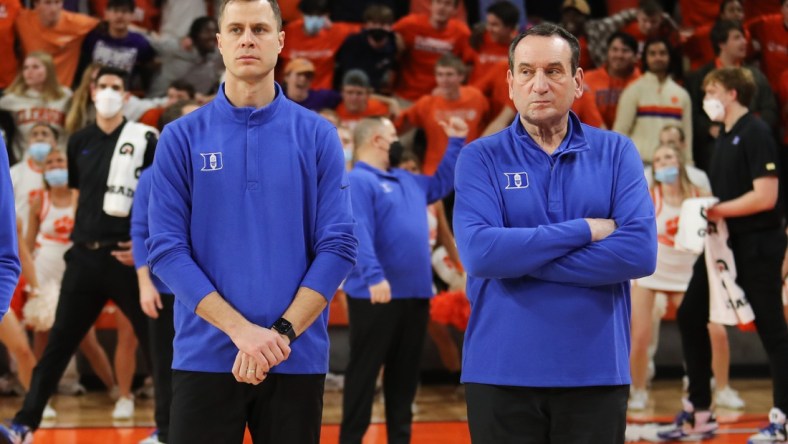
left=82, top=28, right=155, bottom=75
left=286, top=88, right=341, bottom=111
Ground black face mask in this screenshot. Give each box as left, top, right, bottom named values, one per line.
left=367, top=28, right=391, bottom=43
left=388, top=141, right=404, bottom=167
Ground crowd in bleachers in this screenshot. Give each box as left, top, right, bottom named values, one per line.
left=1, top=0, right=788, bottom=442
left=1, top=0, right=785, bottom=169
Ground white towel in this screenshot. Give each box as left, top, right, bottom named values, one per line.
left=675, top=197, right=719, bottom=254
left=103, top=121, right=157, bottom=217
left=705, top=219, right=755, bottom=326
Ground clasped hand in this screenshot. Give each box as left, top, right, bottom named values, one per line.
left=231, top=324, right=291, bottom=385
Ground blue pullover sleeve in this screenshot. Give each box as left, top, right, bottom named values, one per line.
left=454, top=146, right=595, bottom=279
left=298, top=128, right=358, bottom=300
left=530, top=142, right=657, bottom=287
left=349, top=173, right=385, bottom=286
left=146, top=125, right=218, bottom=312
left=414, top=137, right=464, bottom=203
left=0, top=140, right=20, bottom=318
left=130, top=169, right=151, bottom=270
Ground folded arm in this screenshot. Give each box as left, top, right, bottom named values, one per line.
left=530, top=142, right=657, bottom=287
left=453, top=147, right=594, bottom=279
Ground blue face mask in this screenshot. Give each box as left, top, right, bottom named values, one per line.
left=44, top=168, right=68, bottom=187
left=28, top=142, right=52, bottom=163
left=654, top=166, right=679, bottom=184
left=304, top=15, right=325, bottom=35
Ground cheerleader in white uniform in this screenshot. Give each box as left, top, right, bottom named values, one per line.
left=24, top=149, right=116, bottom=413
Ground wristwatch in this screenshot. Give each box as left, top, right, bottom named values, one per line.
left=272, top=317, right=297, bottom=343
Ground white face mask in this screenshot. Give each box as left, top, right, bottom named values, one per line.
left=94, top=88, right=124, bottom=118
left=702, top=98, right=725, bottom=122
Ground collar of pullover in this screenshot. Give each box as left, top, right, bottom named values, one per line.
left=355, top=161, right=400, bottom=179
left=509, top=110, right=590, bottom=156
left=214, top=81, right=285, bottom=124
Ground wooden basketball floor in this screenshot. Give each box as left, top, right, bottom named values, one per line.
left=0, top=379, right=778, bottom=443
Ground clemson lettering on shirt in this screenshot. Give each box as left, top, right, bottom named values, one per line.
left=414, top=35, right=454, bottom=53
left=15, top=108, right=66, bottom=126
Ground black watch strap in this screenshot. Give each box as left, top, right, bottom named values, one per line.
left=272, top=317, right=297, bottom=343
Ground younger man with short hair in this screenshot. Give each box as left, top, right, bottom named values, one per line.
left=660, top=66, right=788, bottom=443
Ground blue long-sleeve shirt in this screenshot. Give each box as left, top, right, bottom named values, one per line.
left=0, top=138, right=20, bottom=319
left=454, top=113, right=656, bottom=387
left=344, top=137, right=463, bottom=299
left=130, top=168, right=171, bottom=295
left=146, top=83, right=358, bottom=373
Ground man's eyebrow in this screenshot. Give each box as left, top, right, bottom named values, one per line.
left=516, top=62, right=566, bottom=69
left=224, top=21, right=269, bottom=28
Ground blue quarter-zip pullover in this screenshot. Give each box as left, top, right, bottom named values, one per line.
left=454, top=113, right=657, bottom=387
left=343, top=137, right=463, bottom=299
left=0, top=138, right=20, bottom=318
left=147, top=83, right=358, bottom=373
left=130, top=168, right=170, bottom=294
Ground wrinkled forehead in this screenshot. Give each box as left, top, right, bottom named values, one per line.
left=513, top=35, right=573, bottom=69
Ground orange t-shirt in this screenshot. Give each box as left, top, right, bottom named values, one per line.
left=472, top=59, right=510, bottom=118
left=138, top=106, right=164, bottom=129
left=684, top=24, right=755, bottom=71
left=396, top=86, right=489, bottom=174
left=745, top=3, right=781, bottom=21
left=468, top=32, right=509, bottom=85
left=15, top=8, right=99, bottom=87
left=89, top=0, right=159, bottom=30
left=584, top=66, right=641, bottom=129
left=393, top=14, right=476, bottom=102
left=678, top=0, right=719, bottom=29
left=578, top=35, right=596, bottom=71
left=279, top=0, right=302, bottom=23
left=0, top=0, right=21, bottom=89
left=572, top=89, right=605, bottom=128
left=682, top=23, right=714, bottom=71
left=778, top=70, right=788, bottom=145
left=606, top=0, right=638, bottom=14
left=281, top=20, right=361, bottom=90
left=335, top=98, right=390, bottom=129
left=409, top=0, right=467, bottom=23
left=749, top=14, right=788, bottom=93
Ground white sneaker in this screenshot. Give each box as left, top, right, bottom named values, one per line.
left=716, top=385, right=746, bottom=410
left=43, top=403, right=57, bottom=419
left=747, top=407, right=787, bottom=443
left=628, top=389, right=649, bottom=410
left=324, top=373, right=344, bottom=391
left=657, top=399, right=719, bottom=441
left=112, top=396, right=135, bottom=420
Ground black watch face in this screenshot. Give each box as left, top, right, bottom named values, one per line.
left=276, top=318, right=293, bottom=333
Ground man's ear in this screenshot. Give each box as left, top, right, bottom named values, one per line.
left=574, top=67, right=584, bottom=99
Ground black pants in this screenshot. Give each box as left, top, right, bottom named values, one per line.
left=150, top=293, right=175, bottom=443
left=678, top=229, right=788, bottom=411
left=14, top=245, right=152, bottom=429
left=340, top=297, right=430, bottom=444
left=466, top=384, right=629, bottom=444
left=168, top=371, right=325, bottom=444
